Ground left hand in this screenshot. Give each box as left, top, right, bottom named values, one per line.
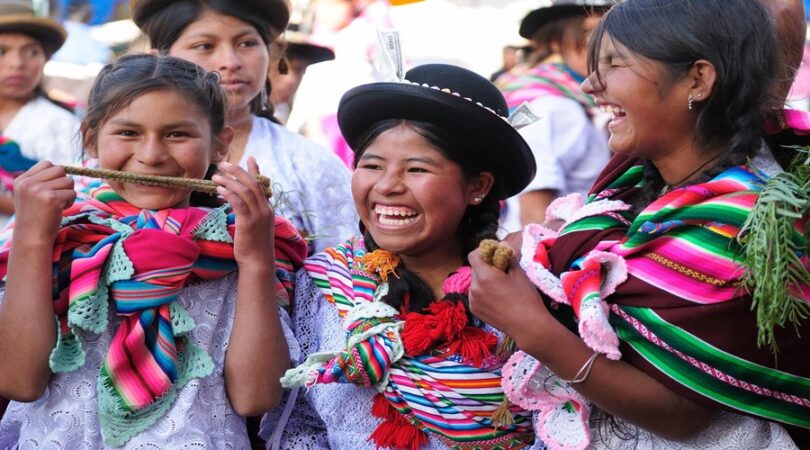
left=212, top=158, right=275, bottom=270
left=468, top=246, right=552, bottom=340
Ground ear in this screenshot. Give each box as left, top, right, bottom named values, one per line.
left=687, top=59, right=717, bottom=105
left=211, top=126, right=234, bottom=164
left=467, top=172, right=496, bottom=206
left=85, top=139, right=98, bottom=159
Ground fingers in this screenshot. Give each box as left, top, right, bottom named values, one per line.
left=213, top=162, right=266, bottom=212
left=246, top=156, right=260, bottom=177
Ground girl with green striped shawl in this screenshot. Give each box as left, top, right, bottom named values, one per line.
left=468, top=1, right=810, bottom=449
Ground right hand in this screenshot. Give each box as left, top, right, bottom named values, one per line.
left=13, top=161, right=75, bottom=243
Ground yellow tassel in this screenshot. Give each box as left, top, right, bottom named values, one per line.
left=360, top=249, right=401, bottom=282
left=492, top=398, right=515, bottom=430
left=478, top=239, right=512, bottom=271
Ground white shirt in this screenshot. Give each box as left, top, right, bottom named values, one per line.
left=0, top=274, right=299, bottom=449
left=500, top=96, right=610, bottom=233
left=242, top=117, right=358, bottom=253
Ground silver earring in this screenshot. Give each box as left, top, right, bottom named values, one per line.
left=688, top=94, right=694, bottom=110
left=473, top=194, right=485, bottom=204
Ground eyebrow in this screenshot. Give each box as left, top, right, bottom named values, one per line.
left=105, top=119, right=201, bottom=129
left=181, top=29, right=260, bottom=42
left=359, top=153, right=439, bottom=165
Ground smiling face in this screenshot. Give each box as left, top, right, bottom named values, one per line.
left=168, top=9, right=269, bottom=117
left=581, top=34, right=696, bottom=160
left=0, top=33, right=46, bottom=102
left=89, top=89, right=227, bottom=210
left=352, top=123, right=489, bottom=260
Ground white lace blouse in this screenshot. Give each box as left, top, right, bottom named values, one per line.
left=259, top=270, right=453, bottom=450
left=0, top=273, right=298, bottom=449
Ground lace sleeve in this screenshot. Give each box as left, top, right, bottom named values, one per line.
left=260, top=270, right=330, bottom=449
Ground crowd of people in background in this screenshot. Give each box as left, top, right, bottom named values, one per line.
left=0, top=0, right=807, bottom=449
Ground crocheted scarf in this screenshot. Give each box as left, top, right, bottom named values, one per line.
left=281, top=239, right=534, bottom=450
left=504, top=154, right=810, bottom=450
left=498, top=63, right=595, bottom=113
left=0, top=183, right=307, bottom=446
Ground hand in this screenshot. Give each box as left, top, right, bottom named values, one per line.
left=12, top=161, right=75, bottom=244
left=501, top=230, right=523, bottom=260
left=468, top=246, right=551, bottom=342
left=212, top=158, right=275, bottom=271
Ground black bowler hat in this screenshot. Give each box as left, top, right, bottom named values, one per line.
left=519, top=0, right=615, bottom=39
left=337, top=64, right=536, bottom=200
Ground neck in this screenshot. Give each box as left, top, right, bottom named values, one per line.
left=225, top=106, right=254, bottom=164
left=653, top=144, right=725, bottom=188
left=399, top=244, right=465, bottom=299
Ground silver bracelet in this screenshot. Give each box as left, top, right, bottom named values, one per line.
left=559, top=350, right=601, bottom=384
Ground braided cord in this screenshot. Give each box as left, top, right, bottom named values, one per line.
left=61, top=166, right=273, bottom=198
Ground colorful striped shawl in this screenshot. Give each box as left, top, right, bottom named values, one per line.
left=498, top=63, right=594, bottom=113
left=281, top=239, right=534, bottom=450
left=0, top=183, right=307, bottom=446
left=540, top=154, right=810, bottom=431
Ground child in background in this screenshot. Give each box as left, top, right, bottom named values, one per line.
left=0, top=53, right=307, bottom=448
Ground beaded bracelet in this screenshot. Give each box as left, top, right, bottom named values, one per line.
left=559, top=350, right=601, bottom=384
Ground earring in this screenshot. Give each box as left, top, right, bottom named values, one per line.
left=473, top=194, right=485, bottom=204
left=688, top=94, right=694, bottom=110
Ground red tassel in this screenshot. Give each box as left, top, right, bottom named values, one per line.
left=401, top=312, right=434, bottom=356
left=445, top=327, right=499, bottom=367
left=369, top=394, right=428, bottom=450
left=426, top=300, right=467, bottom=340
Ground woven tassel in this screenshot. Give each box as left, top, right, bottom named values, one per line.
left=360, top=249, right=401, bottom=282
left=445, top=327, right=498, bottom=367
left=370, top=393, right=427, bottom=450
left=492, top=398, right=515, bottom=430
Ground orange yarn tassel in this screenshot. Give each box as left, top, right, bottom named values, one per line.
left=361, top=249, right=401, bottom=282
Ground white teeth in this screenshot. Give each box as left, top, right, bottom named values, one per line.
left=600, top=105, right=625, bottom=116
left=374, top=206, right=418, bottom=217
left=379, top=216, right=418, bottom=226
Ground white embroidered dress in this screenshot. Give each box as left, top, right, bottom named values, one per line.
left=0, top=273, right=299, bottom=449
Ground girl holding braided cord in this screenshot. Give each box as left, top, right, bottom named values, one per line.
left=0, top=53, right=307, bottom=447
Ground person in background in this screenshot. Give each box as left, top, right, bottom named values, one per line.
left=130, top=0, right=357, bottom=254
left=470, top=0, right=809, bottom=448
left=50, top=0, right=110, bottom=66
left=497, top=0, right=614, bottom=233
left=269, top=29, right=335, bottom=125
left=0, top=0, right=81, bottom=229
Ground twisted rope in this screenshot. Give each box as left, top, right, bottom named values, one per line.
left=61, top=166, right=273, bottom=198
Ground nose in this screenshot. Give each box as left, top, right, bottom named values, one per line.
left=373, top=169, right=405, bottom=196
left=217, top=45, right=242, bottom=72
left=7, top=49, right=24, bottom=69
left=581, top=71, right=602, bottom=94
left=136, top=135, right=169, bottom=166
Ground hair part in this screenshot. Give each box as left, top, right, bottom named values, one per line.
left=587, top=0, right=779, bottom=207
left=353, top=119, right=500, bottom=314
left=80, top=53, right=227, bottom=206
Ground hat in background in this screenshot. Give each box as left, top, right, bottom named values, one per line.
left=337, top=64, right=536, bottom=199
left=130, top=0, right=291, bottom=41
left=519, top=0, right=615, bottom=39
left=283, top=30, right=335, bottom=64
left=0, top=0, right=66, bottom=56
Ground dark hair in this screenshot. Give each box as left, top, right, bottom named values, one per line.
left=527, top=15, right=588, bottom=66
left=353, top=119, right=500, bottom=315
left=138, top=0, right=280, bottom=120
left=80, top=53, right=227, bottom=207
left=587, top=0, right=778, bottom=207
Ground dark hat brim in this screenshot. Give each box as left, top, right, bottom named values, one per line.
left=286, top=42, right=335, bottom=64
left=0, top=15, right=66, bottom=55
left=131, top=0, right=290, bottom=41
left=519, top=4, right=611, bottom=39
left=338, top=82, right=536, bottom=199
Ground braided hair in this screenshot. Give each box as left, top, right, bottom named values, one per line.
left=353, top=119, right=500, bottom=315
left=587, top=0, right=779, bottom=210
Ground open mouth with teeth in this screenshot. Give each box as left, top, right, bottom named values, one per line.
left=375, top=205, right=420, bottom=226
left=601, top=104, right=626, bottom=123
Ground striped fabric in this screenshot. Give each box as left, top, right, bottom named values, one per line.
left=0, top=183, right=307, bottom=445
left=284, top=239, right=534, bottom=449
left=497, top=63, right=594, bottom=113
left=544, top=160, right=810, bottom=429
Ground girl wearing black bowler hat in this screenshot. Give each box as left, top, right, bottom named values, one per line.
left=263, top=63, right=540, bottom=449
